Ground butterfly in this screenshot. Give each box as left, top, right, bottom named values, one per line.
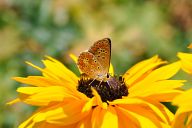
left=77, top=38, right=111, bottom=81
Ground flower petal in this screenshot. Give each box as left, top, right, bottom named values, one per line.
left=13, top=76, right=64, bottom=87
left=12, top=76, right=79, bottom=95
left=173, top=88, right=192, bottom=107
left=16, top=86, right=86, bottom=106
left=33, top=101, right=91, bottom=126
left=186, top=113, right=192, bottom=127
left=129, top=80, right=184, bottom=101
left=43, top=56, right=78, bottom=83
left=137, top=62, right=180, bottom=84
left=109, top=63, right=114, bottom=76
left=34, top=122, right=76, bottom=128
left=172, top=112, right=190, bottom=128
left=91, top=106, right=118, bottom=128
left=19, top=113, right=36, bottom=128
left=25, top=56, right=79, bottom=90
left=18, top=102, right=86, bottom=128
left=7, top=98, right=20, bottom=105
left=177, top=52, right=192, bottom=74
left=116, top=106, right=163, bottom=128
left=116, top=107, right=138, bottom=128
left=69, top=54, right=78, bottom=64
left=123, top=55, right=166, bottom=87
left=110, top=98, right=174, bottom=125
left=128, top=62, right=182, bottom=101
left=91, top=88, right=108, bottom=109
left=75, top=110, right=92, bottom=128
left=172, top=88, right=192, bottom=128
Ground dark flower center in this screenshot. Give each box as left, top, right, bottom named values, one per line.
left=77, top=74, right=128, bottom=102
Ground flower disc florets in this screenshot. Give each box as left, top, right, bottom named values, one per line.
left=78, top=74, right=128, bottom=102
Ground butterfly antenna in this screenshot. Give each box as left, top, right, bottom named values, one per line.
left=88, top=76, right=99, bottom=86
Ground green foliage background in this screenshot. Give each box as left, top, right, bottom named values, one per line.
left=0, top=0, right=192, bottom=127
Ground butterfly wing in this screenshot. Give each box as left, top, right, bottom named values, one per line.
left=88, top=38, right=111, bottom=75
left=77, top=51, right=103, bottom=78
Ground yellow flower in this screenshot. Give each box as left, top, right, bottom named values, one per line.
left=9, top=55, right=184, bottom=128
left=172, top=44, right=192, bottom=128
left=172, top=89, right=192, bottom=128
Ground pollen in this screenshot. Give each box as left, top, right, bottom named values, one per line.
left=77, top=74, right=128, bottom=102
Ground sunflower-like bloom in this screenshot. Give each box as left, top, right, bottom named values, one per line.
left=172, top=48, right=192, bottom=128
left=9, top=55, right=184, bottom=128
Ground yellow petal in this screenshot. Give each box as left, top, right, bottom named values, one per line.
left=35, top=122, right=76, bottom=128
left=25, top=56, right=79, bottom=90
left=43, top=56, right=78, bottom=84
left=36, top=100, right=91, bottom=126
left=91, top=88, right=108, bottom=109
left=12, top=76, right=79, bottom=94
left=170, top=88, right=192, bottom=128
left=75, top=110, right=92, bottom=128
left=91, top=106, right=118, bottom=128
left=18, top=108, right=78, bottom=128
left=173, top=88, right=192, bottom=106
left=123, top=55, right=166, bottom=87
left=186, top=113, right=192, bottom=127
left=128, top=62, right=182, bottom=100
left=116, top=107, right=137, bottom=128
left=109, top=63, right=114, bottom=76
left=177, top=52, right=192, bottom=74
left=100, top=106, right=118, bottom=128
left=19, top=112, right=37, bottom=128
left=7, top=98, right=20, bottom=105
left=82, top=98, right=95, bottom=112
left=111, top=98, right=173, bottom=124
left=116, top=106, right=162, bottom=128
left=146, top=90, right=183, bottom=102
left=13, top=76, right=64, bottom=87
left=69, top=54, right=78, bottom=64
left=129, top=80, right=184, bottom=99
left=172, top=112, right=189, bottom=128
left=172, top=103, right=192, bottom=127
left=16, top=86, right=82, bottom=106
left=139, top=62, right=180, bottom=84
left=25, top=61, right=58, bottom=80
left=178, top=52, right=192, bottom=61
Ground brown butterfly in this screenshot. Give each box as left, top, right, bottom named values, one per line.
left=77, top=38, right=111, bottom=81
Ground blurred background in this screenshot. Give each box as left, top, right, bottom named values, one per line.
left=0, top=0, right=192, bottom=127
